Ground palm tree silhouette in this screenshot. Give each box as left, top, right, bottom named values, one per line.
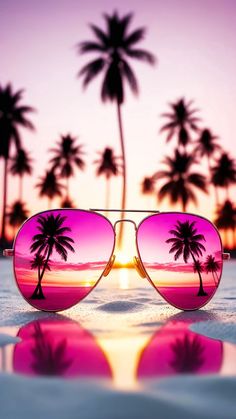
left=170, top=333, right=205, bottom=373
left=141, top=176, right=156, bottom=207
left=60, top=197, right=75, bottom=209
left=30, top=254, right=51, bottom=287
left=204, top=255, right=221, bottom=285
left=30, top=322, right=72, bottom=375
left=94, top=147, right=121, bottom=209
left=30, top=213, right=75, bottom=299
left=214, top=200, right=236, bottom=248
left=211, top=153, right=236, bottom=202
left=78, top=11, right=155, bottom=246
left=0, top=83, right=34, bottom=241
left=193, top=259, right=204, bottom=276
left=141, top=176, right=156, bottom=195
left=36, top=170, right=64, bottom=209
left=166, top=220, right=207, bottom=296
left=160, top=98, right=199, bottom=148
left=7, top=200, right=29, bottom=237
left=49, top=134, right=85, bottom=201
left=155, top=149, right=207, bottom=212
left=10, top=148, right=33, bottom=201
left=194, top=128, right=221, bottom=173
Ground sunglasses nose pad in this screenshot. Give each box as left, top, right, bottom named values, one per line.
left=133, top=256, right=147, bottom=278
left=103, top=255, right=116, bottom=277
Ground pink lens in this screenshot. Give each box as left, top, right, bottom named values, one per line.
left=137, top=213, right=223, bottom=310
left=137, top=320, right=222, bottom=378
left=13, top=319, right=112, bottom=378
left=14, top=209, right=115, bottom=311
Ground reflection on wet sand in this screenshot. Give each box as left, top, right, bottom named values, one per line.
left=13, top=319, right=112, bottom=378
left=137, top=319, right=223, bottom=378
left=0, top=317, right=236, bottom=385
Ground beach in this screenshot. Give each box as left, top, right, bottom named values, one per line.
left=0, top=258, right=236, bottom=418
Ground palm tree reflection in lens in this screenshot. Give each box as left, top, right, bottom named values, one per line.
left=166, top=220, right=207, bottom=296
left=204, top=255, right=221, bottom=286
left=29, top=213, right=75, bottom=299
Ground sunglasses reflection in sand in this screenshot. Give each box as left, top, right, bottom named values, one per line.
left=137, top=320, right=223, bottom=378
left=13, top=319, right=112, bottom=378
left=11, top=318, right=223, bottom=380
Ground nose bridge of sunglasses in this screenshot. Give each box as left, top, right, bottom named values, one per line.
left=113, top=218, right=138, bottom=231
left=133, top=256, right=147, bottom=279
left=103, top=255, right=116, bottom=277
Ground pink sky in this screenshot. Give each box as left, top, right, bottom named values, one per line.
left=1, top=0, right=236, bottom=226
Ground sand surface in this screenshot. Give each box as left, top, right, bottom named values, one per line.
left=0, top=259, right=236, bottom=418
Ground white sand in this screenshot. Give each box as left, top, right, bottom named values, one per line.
left=0, top=259, right=236, bottom=419
left=0, top=373, right=235, bottom=419
left=190, top=321, right=236, bottom=344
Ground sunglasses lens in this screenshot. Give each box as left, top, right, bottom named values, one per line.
left=14, top=210, right=114, bottom=311
left=137, top=213, right=223, bottom=310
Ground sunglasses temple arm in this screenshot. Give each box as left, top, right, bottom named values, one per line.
left=222, top=252, right=230, bottom=260
left=3, top=249, right=14, bottom=257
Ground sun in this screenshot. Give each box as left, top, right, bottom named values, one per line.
left=115, top=251, right=133, bottom=267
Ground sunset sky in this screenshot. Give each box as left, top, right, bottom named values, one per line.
left=1, top=0, right=236, bottom=227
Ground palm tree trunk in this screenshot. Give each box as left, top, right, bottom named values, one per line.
left=1, top=158, right=8, bottom=242
left=31, top=250, right=51, bottom=299
left=66, top=177, right=69, bottom=200
left=190, top=251, right=207, bottom=296
left=224, top=229, right=229, bottom=249
left=214, top=186, right=219, bottom=209
left=116, top=101, right=127, bottom=248
left=225, top=185, right=230, bottom=200
left=207, top=156, right=211, bottom=176
left=19, top=176, right=23, bottom=201
left=106, top=177, right=110, bottom=212
left=233, top=227, right=236, bottom=250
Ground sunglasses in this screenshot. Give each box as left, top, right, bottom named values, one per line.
left=3, top=209, right=230, bottom=312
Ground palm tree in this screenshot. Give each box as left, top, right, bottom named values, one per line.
left=60, top=197, right=75, bottom=208
left=211, top=153, right=236, bottom=202
left=141, top=176, right=156, bottom=195
left=160, top=98, right=199, bottom=148
left=94, top=147, right=120, bottom=209
left=7, top=200, right=29, bottom=237
left=194, top=128, right=221, bottom=173
left=155, top=149, right=207, bottom=212
left=36, top=170, right=64, bottom=209
left=49, top=134, right=85, bottom=201
left=170, top=333, right=205, bottom=373
left=214, top=200, right=236, bottom=248
left=0, top=83, right=34, bottom=241
left=204, top=254, right=221, bottom=285
left=30, top=213, right=75, bottom=299
left=193, top=259, right=204, bottom=276
left=30, top=322, right=72, bottom=375
left=166, top=220, right=207, bottom=296
left=30, top=254, right=51, bottom=289
left=78, top=11, right=155, bottom=246
left=10, top=148, right=33, bottom=200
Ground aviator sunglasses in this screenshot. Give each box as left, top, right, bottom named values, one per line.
left=3, top=209, right=230, bottom=312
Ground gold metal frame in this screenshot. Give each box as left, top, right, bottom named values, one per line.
left=3, top=207, right=230, bottom=312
